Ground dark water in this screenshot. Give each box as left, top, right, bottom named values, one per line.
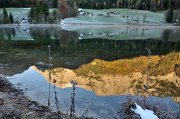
left=0, top=25, right=180, bottom=118
left=0, top=26, right=180, bottom=68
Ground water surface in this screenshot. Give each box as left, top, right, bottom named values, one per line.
left=0, top=25, right=180, bottom=118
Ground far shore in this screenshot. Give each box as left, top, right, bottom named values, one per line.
left=0, top=22, right=178, bottom=28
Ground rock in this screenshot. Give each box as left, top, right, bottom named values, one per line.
left=28, top=104, right=37, bottom=110
left=0, top=98, right=4, bottom=105
left=26, top=112, right=34, bottom=116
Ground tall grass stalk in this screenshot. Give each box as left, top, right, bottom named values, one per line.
left=70, top=80, right=77, bottom=119
left=48, top=45, right=52, bottom=106
left=54, top=85, right=61, bottom=118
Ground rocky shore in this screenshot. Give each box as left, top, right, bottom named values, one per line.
left=0, top=75, right=67, bottom=119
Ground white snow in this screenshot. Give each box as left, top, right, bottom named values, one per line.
left=131, top=103, right=159, bottom=119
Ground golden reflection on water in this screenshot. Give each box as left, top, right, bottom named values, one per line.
left=32, top=53, right=180, bottom=104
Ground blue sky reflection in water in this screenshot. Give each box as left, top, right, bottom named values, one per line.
left=7, top=67, right=180, bottom=118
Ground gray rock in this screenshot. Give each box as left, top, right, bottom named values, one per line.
left=26, top=112, right=34, bottom=116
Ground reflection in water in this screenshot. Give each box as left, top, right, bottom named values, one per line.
left=8, top=67, right=180, bottom=118
left=48, top=44, right=61, bottom=117
left=33, top=64, right=180, bottom=104
left=0, top=27, right=15, bottom=40
left=1, top=26, right=180, bottom=118
left=1, top=26, right=180, bottom=42
left=70, top=80, right=77, bottom=119
left=48, top=45, right=51, bottom=107
left=0, top=27, right=180, bottom=70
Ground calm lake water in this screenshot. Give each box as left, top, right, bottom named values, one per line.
left=0, top=25, right=180, bottom=118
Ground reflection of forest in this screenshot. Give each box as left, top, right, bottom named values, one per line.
left=0, top=27, right=180, bottom=70
left=0, top=26, right=180, bottom=75
left=1, top=26, right=180, bottom=41
left=1, top=39, right=180, bottom=68
left=0, top=27, right=16, bottom=40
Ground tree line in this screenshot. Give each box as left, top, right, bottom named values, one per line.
left=0, top=8, right=14, bottom=24
left=68, top=0, right=180, bottom=11
left=0, top=0, right=58, bottom=8
left=28, top=1, right=59, bottom=23
left=0, top=0, right=180, bottom=11
left=0, top=0, right=179, bottom=24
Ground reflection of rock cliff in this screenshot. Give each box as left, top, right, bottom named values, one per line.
left=32, top=61, right=180, bottom=103
left=32, top=65, right=133, bottom=95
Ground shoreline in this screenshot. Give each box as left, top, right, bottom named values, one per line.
left=0, top=75, right=67, bottom=118
left=0, top=23, right=178, bottom=28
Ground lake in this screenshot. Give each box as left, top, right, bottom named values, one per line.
left=0, top=25, right=180, bottom=118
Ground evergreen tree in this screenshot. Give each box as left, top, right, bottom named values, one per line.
left=166, top=6, right=174, bottom=23
left=29, top=7, right=35, bottom=18
left=3, top=8, right=9, bottom=24
left=53, top=10, right=57, bottom=21
left=42, top=2, right=49, bottom=20
left=53, top=0, right=58, bottom=8
left=164, top=0, right=170, bottom=10
left=28, top=2, right=50, bottom=23
left=9, top=13, right=14, bottom=24
left=147, top=0, right=151, bottom=10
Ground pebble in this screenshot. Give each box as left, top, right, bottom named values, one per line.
left=26, top=112, right=34, bottom=116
